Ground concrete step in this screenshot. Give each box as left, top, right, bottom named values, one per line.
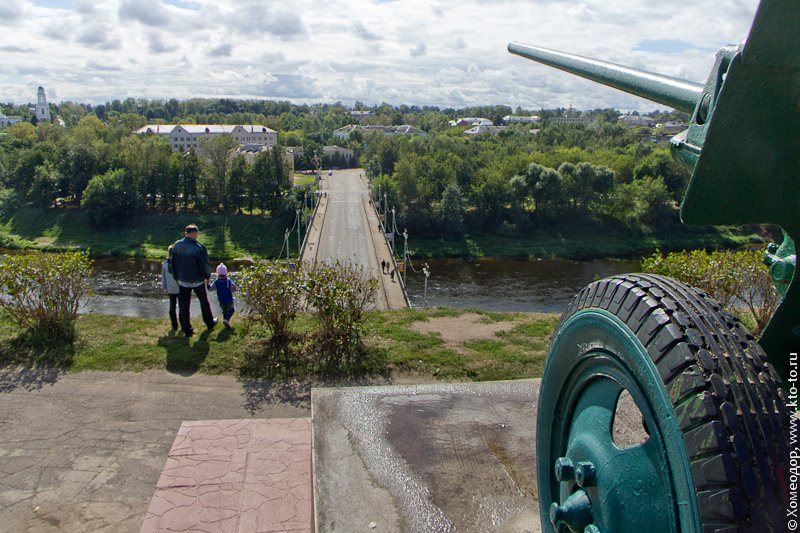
left=141, top=418, right=313, bottom=533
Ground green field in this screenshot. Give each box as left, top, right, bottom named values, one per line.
left=0, top=206, right=768, bottom=262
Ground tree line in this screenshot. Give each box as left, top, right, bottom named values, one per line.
left=0, top=117, right=295, bottom=227
left=362, top=119, right=689, bottom=236
left=0, top=98, right=689, bottom=235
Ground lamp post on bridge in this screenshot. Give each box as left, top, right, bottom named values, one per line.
left=423, top=263, right=430, bottom=307
left=296, top=209, right=301, bottom=259
left=402, top=229, right=408, bottom=287
left=284, top=229, right=290, bottom=268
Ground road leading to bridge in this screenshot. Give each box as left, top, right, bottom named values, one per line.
left=301, top=168, right=407, bottom=311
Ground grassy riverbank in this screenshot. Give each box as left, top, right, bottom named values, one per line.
left=410, top=224, right=768, bottom=259
left=0, top=207, right=770, bottom=261
left=0, top=207, right=287, bottom=260
left=0, top=308, right=559, bottom=382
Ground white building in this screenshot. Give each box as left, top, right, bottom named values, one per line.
left=332, top=124, right=425, bottom=139
left=550, top=116, right=594, bottom=124
left=464, top=125, right=511, bottom=136
left=133, top=124, right=277, bottom=152
left=661, top=121, right=688, bottom=134
left=503, top=115, right=541, bottom=124
left=0, top=111, right=22, bottom=126
left=448, top=117, right=493, bottom=128
left=619, top=115, right=656, bottom=127
left=35, top=86, right=51, bottom=123
left=322, top=145, right=355, bottom=165
left=350, top=110, right=374, bottom=119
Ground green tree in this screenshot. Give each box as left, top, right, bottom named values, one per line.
left=29, top=164, right=59, bottom=207
left=439, top=182, right=465, bottom=234
left=81, top=169, right=138, bottom=227
left=199, top=133, right=238, bottom=211
left=227, top=154, right=249, bottom=213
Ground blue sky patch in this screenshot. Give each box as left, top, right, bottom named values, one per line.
left=635, top=39, right=696, bottom=54
left=30, top=0, right=72, bottom=8
left=163, top=0, right=201, bottom=9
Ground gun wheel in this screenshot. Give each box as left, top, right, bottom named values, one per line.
left=538, top=274, right=789, bottom=533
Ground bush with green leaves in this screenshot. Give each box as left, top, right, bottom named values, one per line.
left=238, top=262, right=307, bottom=342
left=641, top=248, right=778, bottom=334
left=305, top=261, right=377, bottom=364
left=0, top=251, right=92, bottom=344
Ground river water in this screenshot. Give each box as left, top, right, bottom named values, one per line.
left=82, top=256, right=641, bottom=318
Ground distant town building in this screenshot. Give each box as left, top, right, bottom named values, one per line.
left=448, top=117, right=493, bottom=128
left=323, top=145, right=355, bottom=160
left=0, top=111, right=22, bottom=126
left=350, top=110, right=374, bottom=119
left=133, top=124, right=277, bottom=152
left=35, top=86, right=51, bottom=123
left=550, top=116, right=594, bottom=124
left=660, top=121, right=688, bottom=134
left=503, top=115, right=540, bottom=124
left=332, top=124, right=425, bottom=139
left=464, top=125, right=511, bottom=136
left=619, top=115, right=656, bottom=127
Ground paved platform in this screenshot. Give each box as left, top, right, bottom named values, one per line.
left=141, top=418, right=312, bottom=533
left=312, top=380, right=544, bottom=533
left=0, top=369, right=311, bottom=533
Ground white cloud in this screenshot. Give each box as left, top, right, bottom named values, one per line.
left=0, top=0, right=26, bottom=25
left=0, top=0, right=762, bottom=111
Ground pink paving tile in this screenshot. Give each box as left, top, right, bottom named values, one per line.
left=249, top=418, right=312, bottom=453
left=239, top=482, right=313, bottom=532
left=143, top=418, right=313, bottom=533
left=156, top=453, right=247, bottom=488
left=170, top=419, right=254, bottom=456
left=245, top=450, right=310, bottom=486
left=141, top=483, right=242, bottom=533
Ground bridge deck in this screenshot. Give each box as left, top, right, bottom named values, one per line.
left=300, top=168, right=408, bottom=311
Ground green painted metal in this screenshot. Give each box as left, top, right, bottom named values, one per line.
left=764, top=230, right=796, bottom=297
left=537, top=308, right=701, bottom=532
left=506, top=43, right=704, bottom=114
left=509, top=0, right=800, bottom=377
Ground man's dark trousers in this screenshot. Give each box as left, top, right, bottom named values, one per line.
left=179, top=284, right=215, bottom=335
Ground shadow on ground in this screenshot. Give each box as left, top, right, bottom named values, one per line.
left=158, top=330, right=211, bottom=375
left=0, top=366, right=64, bottom=393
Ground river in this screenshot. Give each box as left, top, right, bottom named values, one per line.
left=82, top=256, right=642, bottom=318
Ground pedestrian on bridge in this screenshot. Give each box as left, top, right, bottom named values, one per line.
left=381, top=260, right=386, bottom=273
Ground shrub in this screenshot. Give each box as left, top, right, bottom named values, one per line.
left=0, top=251, right=92, bottom=344
left=642, top=248, right=779, bottom=334
left=305, top=261, right=377, bottom=366
left=238, top=263, right=306, bottom=342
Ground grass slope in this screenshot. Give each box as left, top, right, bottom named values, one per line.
left=0, top=308, right=560, bottom=382
left=0, top=207, right=289, bottom=260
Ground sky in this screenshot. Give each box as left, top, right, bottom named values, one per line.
left=0, top=0, right=761, bottom=113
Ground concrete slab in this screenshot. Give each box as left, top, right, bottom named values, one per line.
left=312, top=380, right=543, bottom=533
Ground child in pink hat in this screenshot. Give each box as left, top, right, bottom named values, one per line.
left=208, top=263, right=237, bottom=327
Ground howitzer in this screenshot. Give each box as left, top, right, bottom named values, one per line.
left=509, top=1, right=795, bottom=532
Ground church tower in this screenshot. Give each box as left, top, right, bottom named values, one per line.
left=35, top=87, right=51, bottom=123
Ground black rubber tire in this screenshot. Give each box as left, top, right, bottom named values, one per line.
left=552, top=273, right=789, bottom=532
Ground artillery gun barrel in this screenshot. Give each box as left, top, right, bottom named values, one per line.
left=508, top=42, right=704, bottom=114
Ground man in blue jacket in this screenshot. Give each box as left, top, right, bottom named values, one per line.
left=170, top=224, right=217, bottom=336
